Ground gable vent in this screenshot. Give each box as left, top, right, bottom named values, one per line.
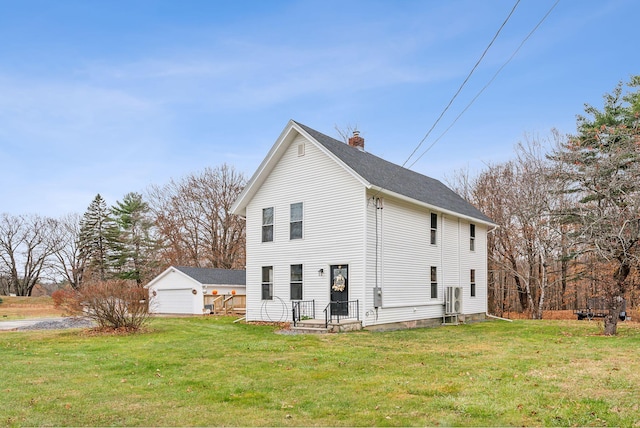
left=297, top=143, right=305, bottom=157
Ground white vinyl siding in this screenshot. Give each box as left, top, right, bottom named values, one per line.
left=362, top=194, right=445, bottom=326
left=462, top=222, right=488, bottom=314
left=442, top=215, right=460, bottom=292
left=363, top=208, right=488, bottom=326
left=244, top=134, right=365, bottom=322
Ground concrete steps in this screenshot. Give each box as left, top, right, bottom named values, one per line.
left=291, top=319, right=362, bottom=334
left=291, top=319, right=328, bottom=334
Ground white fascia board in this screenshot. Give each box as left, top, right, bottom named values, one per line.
left=144, top=266, right=176, bottom=289
left=369, top=186, right=498, bottom=228
left=144, top=266, right=203, bottom=289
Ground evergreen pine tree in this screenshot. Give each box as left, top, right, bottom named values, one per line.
left=550, top=75, right=640, bottom=335
left=78, top=194, right=116, bottom=282
left=109, top=192, right=157, bottom=286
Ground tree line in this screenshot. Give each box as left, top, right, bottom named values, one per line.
left=449, top=75, right=640, bottom=335
left=0, top=164, right=246, bottom=296
left=2, top=77, right=639, bottom=335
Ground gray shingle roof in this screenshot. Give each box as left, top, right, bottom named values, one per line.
left=294, top=121, right=493, bottom=224
left=175, top=266, right=246, bottom=285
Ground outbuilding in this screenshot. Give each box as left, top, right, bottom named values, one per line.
left=145, top=266, right=246, bottom=315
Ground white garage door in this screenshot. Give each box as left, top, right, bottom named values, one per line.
left=153, top=288, right=196, bottom=314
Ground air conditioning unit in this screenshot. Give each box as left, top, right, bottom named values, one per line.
left=445, top=287, right=462, bottom=314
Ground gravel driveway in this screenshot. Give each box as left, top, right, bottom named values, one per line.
left=0, top=317, right=95, bottom=331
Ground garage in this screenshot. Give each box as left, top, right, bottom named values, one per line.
left=145, top=266, right=246, bottom=315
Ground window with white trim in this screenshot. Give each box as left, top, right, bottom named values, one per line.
left=430, top=266, right=438, bottom=299
left=470, top=269, right=476, bottom=297
left=261, top=266, right=273, bottom=300
left=290, top=264, right=303, bottom=300
left=430, top=213, right=437, bottom=245
left=262, top=207, right=274, bottom=242
left=290, top=202, right=303, bottom=240
left=470, top=223, right=476, bottom=251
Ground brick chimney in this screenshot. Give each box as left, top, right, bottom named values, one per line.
left=348, top=130, right=364, bottom=150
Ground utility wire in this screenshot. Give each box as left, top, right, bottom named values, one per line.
left=407, top=0, right=560, bottom=170
left=401, top=0, right=521, bottom=168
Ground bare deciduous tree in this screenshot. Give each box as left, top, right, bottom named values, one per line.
left=49, top=213, right=87, bottom=290
left=0, top=213, right=57, bottom=296
left=147, top=164, right=246, bottom=270
left=449, top=135, right=570, bottom=319
left=550, top=76, right=640, bottom=335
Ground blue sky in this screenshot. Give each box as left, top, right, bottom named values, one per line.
left=1, top=0, right=639, bottom=217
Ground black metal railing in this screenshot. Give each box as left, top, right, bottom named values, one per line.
left=323, top=300, right=360, bottom=328
left=292, top=300, right=315, bottom=326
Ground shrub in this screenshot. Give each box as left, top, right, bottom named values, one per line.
left=79, top=280, right=150, bottom=331
left=52, top=288, right=82, bottom=315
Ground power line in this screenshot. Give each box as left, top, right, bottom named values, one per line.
left=407, top=0, right=560, bottom=170
left=401, top=0, right=521, bottom=169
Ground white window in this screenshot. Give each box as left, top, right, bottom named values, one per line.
left=470, top=224, right=476, bottom=251
left=430, top=213, right=437, bottom=245
left=290, top=202, right=303, bottom=240
left=262, top=207, right=274, bottom=242
left=261, top=266, right=273, bottom=300
left=290, top=264, right=303, bottom=300
left=430, top=266, right=438, bottom=299
left=470, top=269, right=476, bottom=297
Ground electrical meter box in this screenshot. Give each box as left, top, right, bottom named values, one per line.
left=373, top=287, right=382, bottom=308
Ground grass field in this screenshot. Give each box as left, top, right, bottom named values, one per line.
left=1, top=314, right=639, bottom=427
left=0, top=296, right=65, bottom=319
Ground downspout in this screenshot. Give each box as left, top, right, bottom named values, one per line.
left=440, top=214, right=444, bottom=311
left=374, top=196, right=383, bottom=322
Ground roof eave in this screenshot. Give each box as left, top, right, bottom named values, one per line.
left=369, top=185, right=497, bottom=228
left=144, top=266, right=202, bottom=288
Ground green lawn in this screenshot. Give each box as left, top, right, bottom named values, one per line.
left=1, top=317, right=639, bottom=426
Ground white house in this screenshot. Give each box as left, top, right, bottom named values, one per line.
left=145, top=266, right=246, bottom=315
left=231, top=120, right=496, bottom=330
